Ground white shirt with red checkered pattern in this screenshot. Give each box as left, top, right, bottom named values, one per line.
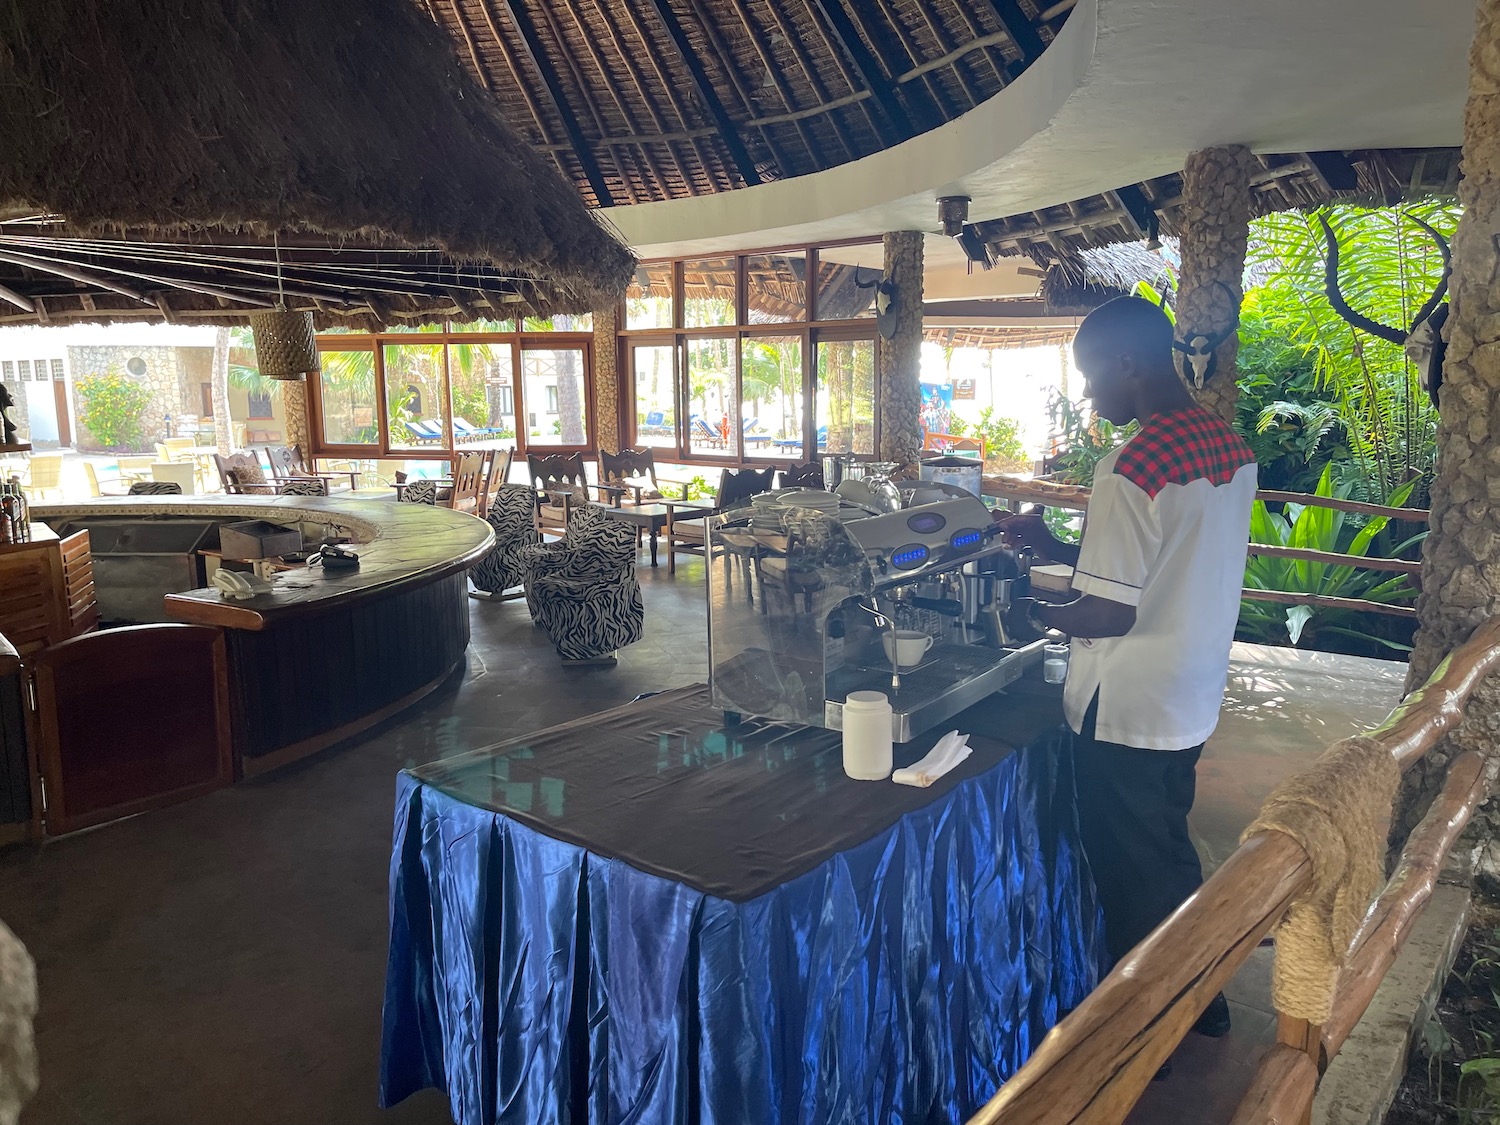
left=1062, top=407, right=1257, bottom=750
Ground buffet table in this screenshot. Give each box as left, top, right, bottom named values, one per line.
left=380, top=679, right=1103, bottom=1125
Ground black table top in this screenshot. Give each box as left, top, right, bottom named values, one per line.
left=407, top=677, right=1066, bottom=902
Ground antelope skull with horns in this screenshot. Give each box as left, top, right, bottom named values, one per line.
left=1319, top=212, right=1452, bottom=408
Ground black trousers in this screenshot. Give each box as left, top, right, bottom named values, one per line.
left=1072, top=696, right=1205, bottom=966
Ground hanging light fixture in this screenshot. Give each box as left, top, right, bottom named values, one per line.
left=250, top=235, right=320, bottom=380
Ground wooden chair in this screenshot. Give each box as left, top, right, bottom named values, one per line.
left=477, top=448, right=515, bottom=515
left=778, top=461, right=825, bottom=490
left=527, top=452, right=589, bottom=540
left=447, top=450, right=485, bottom=514
left=668, top=465, right=776, bottom=564
left=263, top=445, right=356, bottom=491
left=596, top=448, right=688, bottom=507
left=214, top=452, right=277, bottom=495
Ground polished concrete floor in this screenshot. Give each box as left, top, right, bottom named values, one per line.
left=0, top=555, right=1406, bottom=1125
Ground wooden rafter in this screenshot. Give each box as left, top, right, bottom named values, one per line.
left=721, top=0, right=817, bottom=171
left=447, top=0, right=491, bottom=89
left=752, top=0, right=857, bottom=164
left=981, top=0, right=1047, bottom=75
left=645, top=0, right=763, bottom=188
left=492, top=0, right=615, bottom=206
left=804, top=0, right=915, bottom=144
left=531, top=0, right=633, bottom=202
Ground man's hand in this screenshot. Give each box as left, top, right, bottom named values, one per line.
left=994, top=509, right=1051, bottom=552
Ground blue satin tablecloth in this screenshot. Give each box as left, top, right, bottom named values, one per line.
left=380, top=683, right=1103, bottom=1125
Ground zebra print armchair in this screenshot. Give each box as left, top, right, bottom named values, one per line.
left=523, top=508, right=644, bottom=666
left=469, top=485, right=540, bottom=598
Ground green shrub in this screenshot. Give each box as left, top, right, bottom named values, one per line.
left=76, top=371, right=152, bottom=452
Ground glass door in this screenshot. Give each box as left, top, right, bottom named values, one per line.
left=630, top=342, right=678, bottom=452
left=814, top=337, right=876, bottom=457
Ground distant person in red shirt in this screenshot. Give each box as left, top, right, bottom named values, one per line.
left=1002, top=297, right=1257, bottom=1043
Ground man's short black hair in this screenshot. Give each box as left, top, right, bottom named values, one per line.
left=1073, top=296, right=1175, bottom=375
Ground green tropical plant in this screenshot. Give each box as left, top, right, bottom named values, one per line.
left=76, top=370, right=153, bottom=451
left=1243, top=202, right=1456, bottom=506
left=949, top=407, right=1029, bottom=471
left=1238, top=465, right=1423, bottom=651
left=1044, top=389, right=1136, bottom=485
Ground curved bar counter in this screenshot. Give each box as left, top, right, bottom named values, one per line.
left=34, top=496, right=493, bottom=777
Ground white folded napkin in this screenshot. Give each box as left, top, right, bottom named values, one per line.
left=892, top=730, right=972, bottom=787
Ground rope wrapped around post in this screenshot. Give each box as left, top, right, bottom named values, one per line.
left=1241, top=736, right=1401, bottom=1024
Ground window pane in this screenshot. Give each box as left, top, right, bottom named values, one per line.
left=683, top=257, right=737, bottom=328
left=383, top=343, right=448, bottom=450
left=449, top=318, right=516, bottom=333
left=685, top=336, right=737, bottom=456
left=816, top=339, right=875, bottom=455
left=741, top=336, right=802, bottom=458
left=744, top=253, right=806, bottom=324
left=627, top=263, right=674, bottom=330
left=522, top=347, right=589, bottom=446
left=522, top=313, right=593, bottom=332
left=316, top=348, right=378, bottom=446
left=814, top=244, right=882, bottom=321
left=449, top=342, right=516, bottom=447
left=631, top=344, right=676, bottom=449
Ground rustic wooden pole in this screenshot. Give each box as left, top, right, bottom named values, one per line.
left=877, top=230, right=924, bottom=466
left=967, top=832, right=1313, bottom=1124
left=592, top=304, right=621, bottom=455
left=1322, top=751, right=1489, bottom=1058
left=1175, top=145, right=1254, bottom=423
left=1403, top=0, right=1500, bottom=837
left=1226, top=1045, right=1318, bottom=1125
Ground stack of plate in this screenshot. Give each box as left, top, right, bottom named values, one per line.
left=748, top=489, right=839, bottom=530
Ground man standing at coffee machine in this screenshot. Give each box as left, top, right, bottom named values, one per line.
left=1000, top=296, right=1256, bottom=1039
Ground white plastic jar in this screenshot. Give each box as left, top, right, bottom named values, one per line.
left=842, top=691, right=894, bottom=780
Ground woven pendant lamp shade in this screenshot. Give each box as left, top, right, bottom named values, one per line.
left=249, top=308, right=320, bottom=380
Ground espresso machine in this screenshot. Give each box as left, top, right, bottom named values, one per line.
left=706, top=491, right=1045, bottom=741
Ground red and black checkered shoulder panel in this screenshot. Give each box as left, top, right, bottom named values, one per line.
left=1112, top=407, right=1255, bottom=499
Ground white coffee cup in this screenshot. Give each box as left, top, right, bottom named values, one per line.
left=882, top=629, right=934, bottom=668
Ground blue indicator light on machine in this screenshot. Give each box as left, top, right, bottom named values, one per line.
left=949, top=528, right=983, bottom=550
left=890, top=544, right=929, bottom=569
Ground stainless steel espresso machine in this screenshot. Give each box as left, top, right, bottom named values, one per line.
left=707, top=490, right=1045, bottom=741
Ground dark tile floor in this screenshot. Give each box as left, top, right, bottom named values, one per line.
left=0, top=557, right=1406, bottom=1125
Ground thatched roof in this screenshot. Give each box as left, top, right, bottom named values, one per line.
left=973, top=147, right=1462, bottom=273
left=425, top=0, right=1070, bottom=205
left=0, top=0, right=634, bottom=327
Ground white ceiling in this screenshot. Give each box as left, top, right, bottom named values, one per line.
left=610, top=0, right=1474, bottom=260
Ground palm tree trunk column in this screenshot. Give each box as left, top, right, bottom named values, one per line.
left=1401, top=0, right=1500, bottom=835
left=1175, top=145, right=1254, bottom=423
left=878, top=230, right=924, bottom=466
left=592, top=306, right=621, bottom=454
left=282, top=379, right=310, bottom=457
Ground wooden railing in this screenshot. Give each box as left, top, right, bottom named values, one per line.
left=982, top=474, right=1427, bottom=621
left=965, top=614, right=1500, bottom=1125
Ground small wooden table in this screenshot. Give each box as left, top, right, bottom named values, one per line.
left=592, top=499, right=718, bottom=570
left=662, top=498, right=718, bottom=575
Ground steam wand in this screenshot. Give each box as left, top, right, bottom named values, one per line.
left=854, top=599, right=901, bottom=693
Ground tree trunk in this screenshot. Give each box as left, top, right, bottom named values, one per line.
left=1175, top=145, right=1254, bottom=423
left=1399, top=0, right=1500, bottom=839
left=592, top=306, right=620, bottom=454
left=877, top=230, right=925, bottom=465
left=210, top=327, right=232, bottom=455
left=557, top=350, right=586, bottom=446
